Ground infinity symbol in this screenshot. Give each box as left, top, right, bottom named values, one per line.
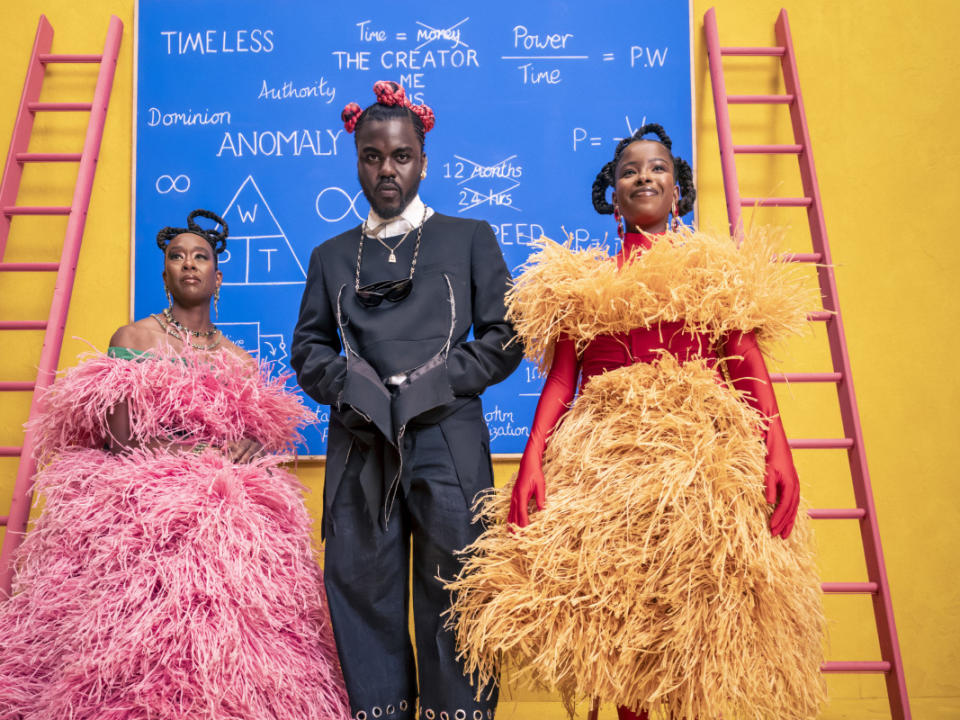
left=315, top=186, right=366, bottom=222
left=155, top=174, right=191, bottom=194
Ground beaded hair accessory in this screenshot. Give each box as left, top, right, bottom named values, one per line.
left=341, top=80, right=436, bottom=134
left=156, top=209, right=229, bottom=254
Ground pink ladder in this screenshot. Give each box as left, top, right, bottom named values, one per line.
left=704, top=7, right=910, bottom=719
left=0, top=15, right=123, bottom=595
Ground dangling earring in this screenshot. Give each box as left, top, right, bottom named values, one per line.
left=671, top=199, right=680, bottom=231
left=214, top=286, right=220, bottom=321
left=614, top=205, right=624, bottom=239
left=165, top=286, right=173, bottom=308
left=420, top=169, right=427, bottom=179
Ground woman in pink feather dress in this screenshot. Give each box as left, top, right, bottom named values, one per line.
left=0, top=211, right=350, bottom=720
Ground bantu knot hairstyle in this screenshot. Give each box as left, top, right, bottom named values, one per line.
left=341, top=80, right=436, bottom=149
left=156, top=209, right=229, bottom=255
left=591, top=122, right=696, bottom=218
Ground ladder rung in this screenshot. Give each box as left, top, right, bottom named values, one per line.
left=727, top=94, right=795, bottom=104
left=0, top=382, right=36, bottom=391
left=0, top=262, right=60, bottom=271
left=28, top=102, right=93, bottom=112
left=783, top=252, right=823, bottom=263
left=0, top=321, right=47, bottom=330
left=720, top=46, right=786, bottom=56
left=808, top=508, right=867, bottom=520
left=741, top=197, right=812, bottom=207
left=0, top=447, right=23, bottom=458
left=16, top=152, right=83, bottom=162
left=4, top=206, right=71, bottom=216
left=821, top=661, right=891, bottom=674
left=822, top=582, right=879, bottom=594
left=733, top=144, right=803, bottom=154
left=38, top=53, right=103, bottom=63
left=789, top=438, right=855, bottom=449
left=807, top=311, right=832, bottom=322
left=771, top=372, right=842, bottom=383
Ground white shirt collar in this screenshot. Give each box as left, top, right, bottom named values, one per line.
left=364, top=194, right=434, bottom=238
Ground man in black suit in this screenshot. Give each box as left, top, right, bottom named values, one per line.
left=292, top=81, right=521, bottom=720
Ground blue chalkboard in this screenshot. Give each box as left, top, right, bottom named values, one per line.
left=134, top=0, right=694, bottom=455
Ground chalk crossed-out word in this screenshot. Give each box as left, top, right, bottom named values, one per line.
left=415, top=17, right=469, bottom=50
left=315, top=186, right=366, bottom=223
left=449, top=153, right=523, bottom=213
left=354, top=17, right=470, bottom=51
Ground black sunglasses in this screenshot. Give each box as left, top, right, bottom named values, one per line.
left=355, top=277, right=414, bottom=307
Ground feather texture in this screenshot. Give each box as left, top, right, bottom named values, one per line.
left=0, top=354, right=349, bottom=720
left=507, top=227, right=819, bottom=372
left=446, top=357, right=825, bottom=719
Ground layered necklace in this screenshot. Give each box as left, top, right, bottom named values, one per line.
left=363, top=205, right=428, bottom=264
left=152, top=307, right=222, bottom=351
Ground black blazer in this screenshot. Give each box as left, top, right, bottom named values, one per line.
left=291, top=213, right=522, bottom=532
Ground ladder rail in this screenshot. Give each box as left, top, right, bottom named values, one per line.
left=774, top=10, right=911, bottom=714
left=704, top=7, right=910, bottom=719
left=0, top=15, right=124, bottom=596
left=0, top=16, right=54, bottom=259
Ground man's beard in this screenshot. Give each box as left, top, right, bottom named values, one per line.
left=361, top=177, right=420, bottom=220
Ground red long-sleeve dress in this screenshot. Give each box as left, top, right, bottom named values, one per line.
left=447, top=228, right=826, bottom=720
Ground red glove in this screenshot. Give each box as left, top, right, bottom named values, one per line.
left=508, top=337, right=579, bottom=527
left=722, top=330, right=800, bottom=539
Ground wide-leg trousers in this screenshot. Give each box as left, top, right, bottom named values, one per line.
left=325, top=423, right=498, bottom=720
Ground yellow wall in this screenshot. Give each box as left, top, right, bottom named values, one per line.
left=1, top=2, right=957, bottom=718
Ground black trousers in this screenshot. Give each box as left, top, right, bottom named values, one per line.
left=325, top=423, right=498, bottom=720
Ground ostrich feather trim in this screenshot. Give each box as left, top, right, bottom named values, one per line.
left=507, top=227, right=820, bottom=372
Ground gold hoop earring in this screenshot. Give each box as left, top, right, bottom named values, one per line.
left=420, top=169, right=427, bottom=179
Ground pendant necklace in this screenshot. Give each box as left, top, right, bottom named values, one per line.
left=366, top=223, right=416, bottom=263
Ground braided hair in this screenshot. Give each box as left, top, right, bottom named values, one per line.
left=341, top=80, right=435, bottom=150
left=591, top=123, right=695, bottom=218
left=156, top=209, right=229, bottom=264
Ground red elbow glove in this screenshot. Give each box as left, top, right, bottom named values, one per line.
left=723, top=330, right=800, bottom=539
left=508, top=337, right=579, bottom=527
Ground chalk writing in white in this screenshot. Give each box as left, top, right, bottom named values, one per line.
left=160, top=29, right=274, bottom=55
left=216, top=129, right=343, bottom=158
left=148, top=107, right=231, bottom=127
left=258, top=78, right=336, bottom=104
left=630, top=46, right=668, bottom=68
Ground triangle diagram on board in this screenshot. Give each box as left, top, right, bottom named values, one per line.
left=219, top=175, right=307, bottom=285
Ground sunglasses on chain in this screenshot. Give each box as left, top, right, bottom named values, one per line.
left=355, top=277, right=414, bottom=307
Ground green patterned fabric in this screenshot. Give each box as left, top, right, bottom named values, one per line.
left=107, top=346, right=151, bottom=361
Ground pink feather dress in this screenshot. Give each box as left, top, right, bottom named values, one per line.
left=0, top=347, right=350, bottom=720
